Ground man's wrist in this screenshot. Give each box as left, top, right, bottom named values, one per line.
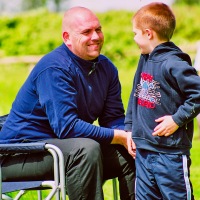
left=111, top=129, right=127, bottom=145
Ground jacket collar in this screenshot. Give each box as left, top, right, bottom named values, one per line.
left=62, top=43, right=99, bottom=76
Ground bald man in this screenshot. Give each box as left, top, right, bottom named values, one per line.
left=0, top=7, right=135, bottom=200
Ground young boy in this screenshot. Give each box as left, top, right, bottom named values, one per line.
left=125, top=2, right=200, bottom=200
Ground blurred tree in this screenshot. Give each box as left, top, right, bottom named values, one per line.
left=22, top=0, right=46, bottom=10
left=54, top=0, right=62, bottom=12
left=22, top=0, right=64, bottom=12
left=174, top=0, right=200, bottom=5
left=46, top=0, right=64, bottom=12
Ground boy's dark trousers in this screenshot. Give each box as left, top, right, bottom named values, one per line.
left=135, top=149, right=194, bottom=200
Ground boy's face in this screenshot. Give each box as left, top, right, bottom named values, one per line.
left=132, top=22, right=151, bottom=54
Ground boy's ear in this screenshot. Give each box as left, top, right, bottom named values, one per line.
left=145, top=29, right=153, bottom=39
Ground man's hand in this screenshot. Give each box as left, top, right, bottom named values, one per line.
left=152, top=115, right=179, bottom=137
left=111, top=130, right=136, bottom=159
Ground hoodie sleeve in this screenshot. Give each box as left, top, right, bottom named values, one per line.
left=124, top=89, right=134, bottom=131
left=166, top=57, right=200, bottom=127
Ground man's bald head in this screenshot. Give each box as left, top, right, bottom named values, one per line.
left=62, top=7, right=99, bottom=34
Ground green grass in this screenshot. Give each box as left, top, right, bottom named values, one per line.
left=191, top=127, right=200, bottom=199
left=0, top=63, right=30, bottom=114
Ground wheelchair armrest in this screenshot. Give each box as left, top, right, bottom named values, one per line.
left=0, top=142, right=46, bottom=154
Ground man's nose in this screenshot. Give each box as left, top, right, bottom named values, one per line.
left=91, top=31, right=100, bottom=40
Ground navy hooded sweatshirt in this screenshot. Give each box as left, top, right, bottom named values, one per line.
left=125, top=42, right=200, bottom=155
left=0, top=43, right=125, bottom=144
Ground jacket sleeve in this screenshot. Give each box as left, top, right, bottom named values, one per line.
left=36, top=67, right=114, bottom=144
left=98, top=64, right=125, bottom=130
left=167, top=59, right=200, bottom=127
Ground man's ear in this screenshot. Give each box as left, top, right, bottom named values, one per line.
left=145, top=29, right=153, bottom=39
left=63, top=32, right=70, bottom=45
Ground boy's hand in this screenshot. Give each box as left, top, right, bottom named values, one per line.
left=127, top=131, right=136, bottom=159
left=152, top=115, right=179, bottom=137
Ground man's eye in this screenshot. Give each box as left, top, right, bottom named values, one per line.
left=96, top=28, right=102, bottom=33
left=82, top=30, right=90, bottom=35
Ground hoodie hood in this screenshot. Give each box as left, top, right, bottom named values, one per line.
left=147, top=42, right=192, bottom=65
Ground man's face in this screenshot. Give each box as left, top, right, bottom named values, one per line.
left=66, top=16, right=104, bottom=60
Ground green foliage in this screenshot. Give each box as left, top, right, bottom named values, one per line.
left=173, top=6, right=200, bottom=43
left=22, top=0, right=47, bottom=10
left=97, top=10, right=138, bottom=68
left=0, top=64, right=30, bottom=114
left=175, top=0, right=200, bottom=5
left=0, top=9, right=62, bottom=56
left=1, top=5, right=200, bottom=68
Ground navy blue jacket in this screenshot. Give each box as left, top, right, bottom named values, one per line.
left=0, top=43, right=125, bottom=144
left=125, top=42, right=200, bottom=155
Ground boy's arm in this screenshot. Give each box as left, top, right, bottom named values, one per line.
left=124, top=90, right=136, bottom=158
left=166, top=57, right=200, bottom=127
left=152, top=63, right=200, bottom=136
left=124, top=89, right=134, bottom=131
